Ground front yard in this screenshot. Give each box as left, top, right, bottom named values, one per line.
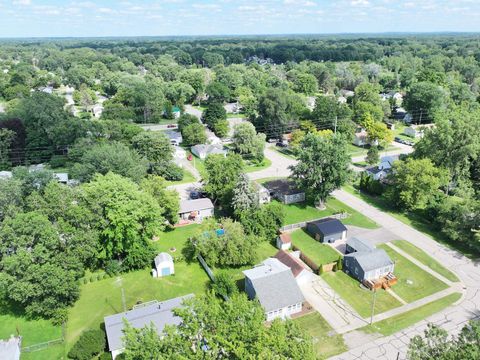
left=294, top=312, right=347, bottom=358
left=322, top=271, right=403, bottom=318
left=377, top=245, right=448, bottom=303
left=291, top=229, right=341, bottom=267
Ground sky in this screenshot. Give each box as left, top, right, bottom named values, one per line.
left=0, top=0, right=479, bottom=38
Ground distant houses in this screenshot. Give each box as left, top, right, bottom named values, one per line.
left=403, top=124, right=435, bottom=139
left=104, top=295, right=193, bottom=359
left=243, top=258, right=304, bottom=321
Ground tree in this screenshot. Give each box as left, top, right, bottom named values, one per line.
left=70, top=142, right=149, bottom=183
left=0, top=178, right=23, bottom=221
left=210, top=272, right=238, bottom=298
left=140, top=175, right=179, bottom=225
left=0, top=212, right=83, bottom=321
left=181, top=123, right=207, bottom=146
left=131, top=131, right=173, bottom=164
left=177, top=113, right=200, bottom=133
left=232, top=173, right=258, bottom=214
left=202, top=102, right=229, bottom=138
left=0, top=128, right=15, bottom=170
left=122, top=292, right=315, bottom=360
left=68, top=329, right=106, bottom=360
left=82, top=173, right=164, bottom=269
left=367, top=120, right=393, bottom=146
left=203, top=153, right=244, bottom=206
left=404, top=81, right=447, bottom=123
left=312, top=96, right=352, bottom=125
left=290, top=133, right=351, bottom=208
left=73, top=84, right=97, bottom=112
left=232, top=122, right=266, bottom=161
left=205, top=81, right=230, bottom=103
left=387, top=158, right=449, bottom=211
left=366, top=145, right=380, bottom=166
left=189, top=218, right=257, bottom=267
left=238, top=202, right=285, bottom=242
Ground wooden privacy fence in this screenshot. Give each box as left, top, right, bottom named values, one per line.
left=280, top=212, right=348, bottom=232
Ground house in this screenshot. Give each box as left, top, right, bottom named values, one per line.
left=353, top=129, right=369, bottom=146
left=190, top=144, right=227, bottom=160
left=276, top=233, right=292, bottom=250
left=165, top=131, right=183, bottom=146
left=243, top=258, right=304, bottom=321
left=255, top=183, right=271, bottom=204
left=54, top=173, right=69, bottom=184
left=153, top=252, right=174, bottom=277
left=346, top=237, right=375, bottom=254
left=274, top=250, right=312, bottom=285
left=338, top=96, right=347, bottom=104
left=343, top=249, right=394, bottom=282
left=339, top=89, right=355, bottom=98
left=365, top=166, right=389, bottom=181
left=172, top=106, right=181, bottom=119
left=306, top=218, right=347, bottom=243
left=104, top=294, right=193, bottom=359
left=403, top=124, right=435, bottom=139
left=0, top=336, right=21, bottom=360
left=92, top=104, right=104, bottom=118
left=306, top=96, right=316, bottom=111
left=178, top=198, right=214, bottom=222
left=263, top=179, right=305, bottom=204
left=379, top=155, right=399, bottom=170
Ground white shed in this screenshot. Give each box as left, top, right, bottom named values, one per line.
left=153, top=253, right=174, bottom=277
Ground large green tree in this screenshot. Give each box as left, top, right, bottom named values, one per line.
left=202, top=102, right=229, bottom=138
left=403, top=81, right=448, bottom=123
left=232, top=122, right=266, bottom=161
left=140, top=175, right=179, bottom=226
left=290, top=133, right=351, bottom=208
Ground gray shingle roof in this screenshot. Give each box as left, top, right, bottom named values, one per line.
left=179, top=198, right=214, bottom=214
left=345, top=249, right=393, bottom=272
left=308, top=218, right=347, bottom=236
left=243, top=258, right=304, bottom=312
left=104, top=294, right=193, bottom=352
left=346, top=237, right=375, bottom=253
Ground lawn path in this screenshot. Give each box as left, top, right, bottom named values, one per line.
left=386, top=289, right=407, bottom=305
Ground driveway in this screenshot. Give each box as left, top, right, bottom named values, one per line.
left=247, top=144, right=296, bottom=181
left=346, top=225, right=400, bottom=246
left=184, top=104, right=203, bottom=120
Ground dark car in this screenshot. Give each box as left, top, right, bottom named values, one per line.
left=190, top=191, right=200, bottom=200
left=276, top=142, right=288, bottom=148
left=394, top=137, right=403, bottom=143
left=167, top=124, right=177, bottom=128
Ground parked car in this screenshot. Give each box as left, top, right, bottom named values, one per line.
left=167, top=124, right=177, bottom=128
left=190, top=191, right=200, bottom=200
left=276, top=142, right=288, bottom=148
left=394, top=137, right=403, bottom=143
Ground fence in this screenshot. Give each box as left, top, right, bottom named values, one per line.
left=280, top=212, right=348, bottom=232
left=23, top=338, right=64, bottom=353
left=292, top=245, right=320, bottom=273
left=197, top=254, right=215, bottom=282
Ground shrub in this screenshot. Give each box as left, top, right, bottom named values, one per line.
left=211, top=272, right=238, bottom=298
left=99, top=353, right=112, bottom=360
left=336, top=257, right=343, bottom=271
left=68, top=329, right=106, bottom=360
left=105, top=260, right=122, bottom=276
left=152, top=161, right=183, bottom=181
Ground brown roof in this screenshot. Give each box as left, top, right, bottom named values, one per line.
left=278, top=233, right=292, bottom=244
left=274, top=250, right=305, bottom=278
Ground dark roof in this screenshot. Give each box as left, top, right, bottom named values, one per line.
left=308, top=218, right=347, bottom=235
left=345, top=249, right=393, bottom=272
left=263, top=179, right=303, bottom=196
left=274, top=250, right=306, bottom=278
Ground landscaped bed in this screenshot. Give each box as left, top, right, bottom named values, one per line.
left=361, top=292, right=461, bottom=336
left=391, top=240, right=459, bottom=282
left=378, top=244, right=448, bottom=303
left=291, top=229, right=341, bottom=267
left=322, top=271, right=403, bottom=318
left=294, top=312, right=347, bottom=358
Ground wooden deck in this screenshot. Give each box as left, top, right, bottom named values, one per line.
left=363, top=273, right=397, bottom=290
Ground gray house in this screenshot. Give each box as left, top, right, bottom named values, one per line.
left=306, top=218, right=347, bottom=243
left=104, top=294, right=193, bottom=359
left=343, top=249, right=394, bottom=282
left=345, top=237, right=375, bottom=254
left=263, top=179, right=305, bottom=204
left=243, top=258, right=304, bottom=321
left=178, top=198, right=214, bottom=222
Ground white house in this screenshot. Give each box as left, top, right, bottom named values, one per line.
left=92, top=104, right=104, bottom=118
left=0, top=336, right=21, bottom=360
left=276, top=233, right=292, bottom=251
left=338, top=96, right=347, bottom=104
left=353, top=130, right=369, bottom=146
left=165, top=131, right=183, bottom=146
left=365, top=166, right=389, bottom=181
left=191, top=144, right=227, bottom=160
left=243, top=258, right=304, bottom=321
left=178, top=198, right=214, bottom=222
left=0, top=171, right=13, bottom=179
left=153, top=252, right=174, bottom=277
left=403, top=124, right=435, bottom=139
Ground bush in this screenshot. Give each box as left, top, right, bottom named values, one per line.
left=105, top=260, right=123, bottom=276
left=99, top=353, right=112, bottom=360
left=211, top=272, right=238, bottom=298
left=68, top=329, right=106, bottom=360
left=83, top=278, right=88, bottom=284
left=152, top=161, right=183, bottom=181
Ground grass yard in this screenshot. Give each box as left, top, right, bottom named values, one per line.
left=244, top=158, right=272, bottom=173
left=277, top=198, right=378, bottom=229
left=322, top=271, right=402, bottom=318
left=361, top=292, right=461, bottom=336
left=342, top=184, right=479, bottom=259
left=0, top=307, right=64, bottom=360
left=294, top=312, right=347, bottom=359
left=291, top=229, right=341, bottom=266
left=391, top=240, right=459, bottom=282
left=165, top=168, right=196, bottom=186
left=270, top=146, right=297, bottom=159
left=348, top=143, right=399, bottom=157
left=153, top=224, right=200, bottom=253
left=378, top=245, right=448, bottom=303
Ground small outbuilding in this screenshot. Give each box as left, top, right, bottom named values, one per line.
left=343, top=249, right=394, bottom=282
left=0, top=336, right=21, bottom=360
left=276, top=233, right=292, bottom=250
left=153, top=252, right=174, bottom=277
left=306, top=218, right=347, bottom=243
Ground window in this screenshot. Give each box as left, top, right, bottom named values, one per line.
left=355, top=268, right=358, bottom=275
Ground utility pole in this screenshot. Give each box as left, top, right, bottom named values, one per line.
left=370, top=289, right=377, bottom=324
left=334, top=116, right=337, bottom=134
left=121, top=287, right=127, bottom=312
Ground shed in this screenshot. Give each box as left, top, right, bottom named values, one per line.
left=346, top=237, right=375, bottom=254
left=276, top=233, right=292, bottom=250
left=153, top=252, right=174, bottom=277
left=306, top=218, right=347, bottom=243
left=343, top=249, right=394, bottom=282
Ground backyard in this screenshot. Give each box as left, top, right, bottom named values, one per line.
left=291, top=229, right=341, bottom=267
left=165, top=168, right=196, bottom=186
left=294, top=312, right=347, bottom=358
left=322, top=271, right=403, bottom=318
left=378, top=245, right=448, bottom=303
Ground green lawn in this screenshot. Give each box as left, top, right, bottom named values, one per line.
left=393, top=122, right=420, bottom=144
left=165, top=168, right=196, bottom=186
left=0, top=307, right=64, bottom=360
left=343, top=184, right=479, bottom=259
left=361, top=292, right=461, bottom=336
left=152, top=224, right=200, bottom=253
left=227, top=113, right=246, bottom=118
left=244, top=158, right=272, bottom=173
left=391, top=240, right=459, bottom=282
left=294, top=312, right=347, bottom=359
left=322, top=272, right=403, bottom=318
left=270, top=146, right=297, bottom=159
left=348, top=143, right=399, bottom=157
left=378, top=245, right=448, bottom=303
left=291, top=229, right=341, bottom=267
left=277, top=198, right=378, bottom=229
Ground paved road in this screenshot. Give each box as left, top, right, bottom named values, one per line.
left=247, top=144, right=296, bottom=180
left=184, top=104, right=203, bottom=119
left=329, top=189, right=479, bottom=360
